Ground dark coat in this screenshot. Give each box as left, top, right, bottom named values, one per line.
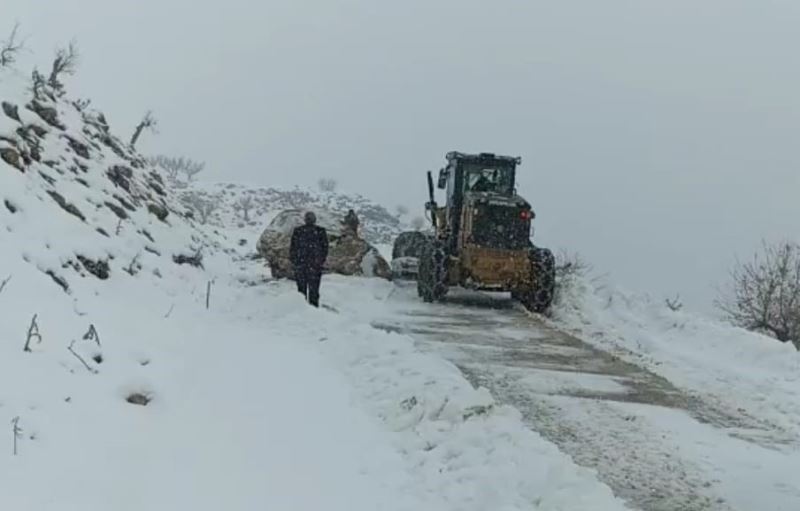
left=290, top=224, right=329, bottom=271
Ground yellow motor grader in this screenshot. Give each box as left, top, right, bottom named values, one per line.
left=395, top=151, right=555, bottom=312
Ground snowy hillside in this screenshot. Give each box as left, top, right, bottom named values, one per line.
left=173, top=180, right=404, bottom=248
left=0, top=68, right=633, bottom=510
left=0, top=72, right=236, bottom=298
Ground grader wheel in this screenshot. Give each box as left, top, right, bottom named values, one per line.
left=518, top=247, right=555, bottom=313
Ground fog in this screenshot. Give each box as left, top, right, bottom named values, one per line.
left=5, top=0, right=800, bottom=311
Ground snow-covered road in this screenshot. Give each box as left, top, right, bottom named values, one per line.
left=368, top=283, right=800, bottom=511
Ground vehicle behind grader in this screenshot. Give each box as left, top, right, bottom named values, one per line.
left=394, top=151, right=555, bottom=312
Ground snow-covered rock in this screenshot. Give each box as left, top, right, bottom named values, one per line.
left=256, top=208, right=391, bottom=280
left=0, top=72, right=231, bottom=298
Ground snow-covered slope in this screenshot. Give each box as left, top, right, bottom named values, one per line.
left=0, top=71, right=236, bottom=298
left=551, top=275, right=800, bottom=444
left=174, top=180, right=404, bottom=248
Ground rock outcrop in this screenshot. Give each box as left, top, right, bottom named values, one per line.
left=1, top=72, right=229, bottom=295
left=257, top=209, right=391, bottom=280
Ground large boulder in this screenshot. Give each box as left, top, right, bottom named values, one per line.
left=257, top=209, right=391, bottom=280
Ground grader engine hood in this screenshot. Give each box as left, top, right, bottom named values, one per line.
left=463, top=193, right=533, bottom=251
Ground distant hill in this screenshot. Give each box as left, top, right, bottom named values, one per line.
left=173, top=181, right=406, bottom=248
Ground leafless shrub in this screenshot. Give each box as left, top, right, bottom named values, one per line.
left=23, top=314, right=41, bottom=352
left=555, top=250, right=591, bottom=280
left=123, top=253, right=142, bottom=276
left=183, top=194, right=217, bottom=224
left=317, top=178, right=337, bottom=192
left=30, top=69, right=46, bottom=100
left=149, top=155, right=205, bottom=183
left=0, top=23, right=24, bottom=69
left=48, top=40, right=79, bottom=90
left=716, top=240, right=800, bottom=348
left=72, top=98, right=91, bottom=111
left=233, top=195, right=254, bottom=221
left=665, top=294, right=683, bottom=312
left=553, top=250, right=592, bottom=307
left=130, top=111, right=157, bottom=148
left=82, top=324, right=101, bottom=346
left=182, top=161, right=204, bottom=182
left=410, top=216, right=425, bottom=231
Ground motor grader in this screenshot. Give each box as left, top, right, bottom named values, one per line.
left=395, top=151, right=555, bottom=312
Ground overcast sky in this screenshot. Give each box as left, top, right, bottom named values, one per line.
left=5, top=0, right=800, bottom=312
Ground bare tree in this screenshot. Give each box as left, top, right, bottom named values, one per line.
left=149, top=155, right=204, bottom=182
left=130, top=111, right=157, bottom=148
left=410, top=216, right=425, bottom=231
left=182, top=160, right=204, bottom=182
left=233, top=196, right=255, bottom=222
left=183, top=195, right=217, bottom=224
left=48, top=41, right=79, bottom=89
left=716, top=241, right=800, bottom=347
left=149, top=155, right=181, bottom=181
left=0, top=23, right=24, bottom=68
left=395, top=205, right=409, bottom=217
left=317, top=178, right=337, bottom=193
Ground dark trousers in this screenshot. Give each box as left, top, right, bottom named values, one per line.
left=295, top=266, right=322, bottom=307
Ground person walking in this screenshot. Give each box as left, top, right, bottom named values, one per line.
left=289, top=211, right=329, bottom=307
left=342, top=209, right=360, bottom=237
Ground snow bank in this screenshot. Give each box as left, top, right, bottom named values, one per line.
left=0, top=251, right=431, bottom=510
left=551, top=275, right=800, bottom=440
left=230, top=275, right=630, bottom=511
